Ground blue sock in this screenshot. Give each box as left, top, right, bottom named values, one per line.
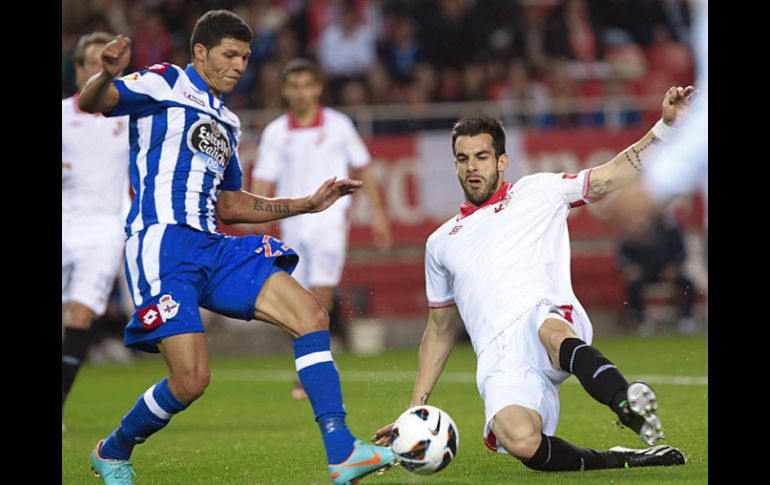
left=294, top=330, right=356, bottom=464
left=100, top=377, right=187, bottom=460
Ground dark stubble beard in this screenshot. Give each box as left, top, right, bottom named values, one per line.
left=460, top=170, right=500, bottom=206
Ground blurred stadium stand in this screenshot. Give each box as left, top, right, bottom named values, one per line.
left=63, top=0, right=706, bottom=352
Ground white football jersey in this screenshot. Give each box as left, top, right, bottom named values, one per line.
left=62, top=95, right=130, bottom=227
left=252, top=107, right=370, bottom=221
left=425, top=170, right=593, bottom=354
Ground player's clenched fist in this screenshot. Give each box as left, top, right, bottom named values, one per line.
left=662, top=85, right=696, bottom=126
left=101, top=35, right=132, bottom=78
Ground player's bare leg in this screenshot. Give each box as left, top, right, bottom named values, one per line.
left=254, top=271, right=395, bottom=483
left=491, top=404, right=684, bottom=471
left=539, top=318, right=664, bottom=445
left=158, top=333, right=211, bottom=405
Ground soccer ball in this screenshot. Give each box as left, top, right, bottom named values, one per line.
left=390, top=405, right=459, bottom=474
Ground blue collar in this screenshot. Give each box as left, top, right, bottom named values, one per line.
left=185, top=63, right=225, bottom=111
left=185, top=64, right=209, bottom=92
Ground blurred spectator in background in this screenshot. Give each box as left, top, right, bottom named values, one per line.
left=318, top=0, right=377, bottom=102
left=617, top=215, right=696, bottom=335
left=491, top=60, right=551, bottom=127
left=128, top=5, right=173, bottom=72
left=460, top=62, right=488, bottom=101
left=340, top=79, right=370, bottom=106
left=599, top=74, right=642, bottom=129
left=381, top=15, right=422, bottom=83
left=366, top=60, right=394, bottom=104
left=60, top=0, right=697, bottom=131
left=421, top=0, right=487, bottom=71
left=555, top=0, right=603, bottom=63
left=253, top=60, right=284, bottom=109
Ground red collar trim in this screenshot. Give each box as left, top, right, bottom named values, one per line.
left=288, top=106, right=324, bottom=129
left=458, top=181, right=512, bottom=220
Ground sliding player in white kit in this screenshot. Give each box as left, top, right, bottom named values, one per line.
left=373, top=86, right=696, bottom=471
left=62, top=32, right=129, bottom=428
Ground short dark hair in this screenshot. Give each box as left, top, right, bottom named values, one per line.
left=190, top=10, right=252, bottom=58
left=73, top=32, right=115, bottom=66
left=450, top=115, right=506, bottom=158
left=282, top=58, right=322, bottom=83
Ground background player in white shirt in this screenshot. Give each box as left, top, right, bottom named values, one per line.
left=62, top=32, right=129, bottom=425
left=252, top=58, right=391, bottom=397
left=373, top=86, right=695, bottom=471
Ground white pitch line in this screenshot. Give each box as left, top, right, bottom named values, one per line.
left=212, top=370, right=707, bottom=386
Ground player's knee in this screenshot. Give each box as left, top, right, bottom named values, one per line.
left=63, top=303, right=94, bottom=329
left=175, top=368, right=211, bottom=401
left=540, top=326, right=576, bottom=368
left=296, top=303, right=330, bottom=335
left=499, top=425, right=541, bottom=461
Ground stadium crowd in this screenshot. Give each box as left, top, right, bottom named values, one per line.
left=62, top=0, right=695, bottom=129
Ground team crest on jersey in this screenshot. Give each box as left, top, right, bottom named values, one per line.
left=187, top=119, right=232, bottom=176
left=494, top=191, right=512, bottom=213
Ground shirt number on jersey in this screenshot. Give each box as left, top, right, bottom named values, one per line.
left=255, top=235, right=290, bottom=257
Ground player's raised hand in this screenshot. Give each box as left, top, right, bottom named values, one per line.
left=371, top=423, right=395, bottom=446
left=662, top=85, right=696, bottom=126
left=101, top=35, right=132, bottom=78
left=306, top=177, right=363, bottom=213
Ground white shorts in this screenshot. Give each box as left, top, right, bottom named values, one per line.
left=62, top=226, right=125, bottom=316
left=280, top=215, right=349, bottom=288
left=476, top=299, right=593, bottom=454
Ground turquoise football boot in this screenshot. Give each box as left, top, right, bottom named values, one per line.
left=90, top=440, right=137, bottom=485
left=328, top=439, right=397, bottom=484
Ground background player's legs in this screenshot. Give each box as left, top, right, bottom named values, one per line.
left=97, top=333, right=205, bottom=460
left=254, top=271, right=357, bottom=465
left=62, top=301, right=95, bottom=412
left=491, top=405, right=625, bottom=471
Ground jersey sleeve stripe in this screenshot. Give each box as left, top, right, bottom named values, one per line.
left=429, top=299, right=456, bottom=309
left=581, top=168, right=594, bottom=201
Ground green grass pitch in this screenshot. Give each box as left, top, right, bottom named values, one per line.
left=62, top=334, right=707, bottom=484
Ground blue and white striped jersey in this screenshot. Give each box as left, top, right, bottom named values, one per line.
left=109, top=63, right=243, bottom=236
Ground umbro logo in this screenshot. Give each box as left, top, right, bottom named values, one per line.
left=449, top=225, right=462, bottom=235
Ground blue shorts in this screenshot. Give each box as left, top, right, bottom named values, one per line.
left=123, top=224, right=298, bottom=353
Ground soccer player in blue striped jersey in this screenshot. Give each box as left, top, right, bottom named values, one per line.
left=78, top=10, right=395, bottom=485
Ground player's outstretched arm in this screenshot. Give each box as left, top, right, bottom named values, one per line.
left=78, top=35, right=132, bottom=114
left=216, top=177, right=363, bottom=224
left=584, top=86, right=696, bottom=202
left=371, top=305, right=462, bottom=446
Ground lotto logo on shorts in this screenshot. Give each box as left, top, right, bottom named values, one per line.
left=137, top=294, right=181, bottom=330
left=137, top=305, right=163, bottom=330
